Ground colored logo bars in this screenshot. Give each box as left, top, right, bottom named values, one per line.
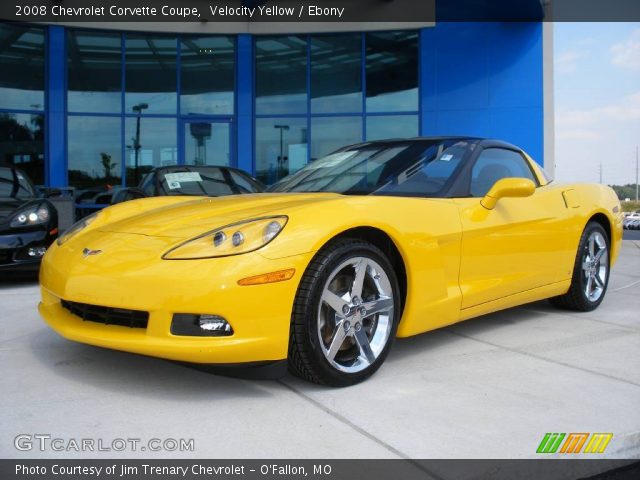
left=537, top=433, right=613, bottom=454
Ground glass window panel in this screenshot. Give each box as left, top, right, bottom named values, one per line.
left=255, top=118, right=307, bottom=184
left=125, top=34, right=177, bottom=114
left=125, top=117, right=176, bottom=186
left=181, top=36, right=235, bottom=115
left=366, top=115, right=418, bottom=141
left=366, top=31, right=418, bottom=112
left=0, top=113, right=45, bottom=185
left=68, top=116, right=122, bottom=192
left=68, top=31, right=122, bottom=113
left=0, top=24, right=45, bottom=110
left=255, top=36, right=307, bottom=114
left=311, top=117, right=362, bottom=161
left=310, top=35, right=362, bottom=114
left=184, top=121, right=230, bottom=167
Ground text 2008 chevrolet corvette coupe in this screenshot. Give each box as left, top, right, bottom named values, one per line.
left=39, top=138, right=622, bottom=386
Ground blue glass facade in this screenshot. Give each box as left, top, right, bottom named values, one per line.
left=0, top=22, right=544, bottom=195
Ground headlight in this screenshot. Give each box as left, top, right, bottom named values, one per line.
left=56, top=212, right=99, bottom=246
left=163, top=216, right=288, bottom=260
left=10, top=203, right=51, bottom=228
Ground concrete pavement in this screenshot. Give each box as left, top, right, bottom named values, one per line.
left=1, top=242, right=639, bottom=459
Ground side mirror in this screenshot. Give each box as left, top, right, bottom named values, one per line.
left=481, top=178, right=535, bottom=210
left=111, top=188, right=147, bottom=205
left=40, top=187, right=62, bottom=198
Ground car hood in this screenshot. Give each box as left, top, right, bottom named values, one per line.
left=97, top=192, right=343, bottom=239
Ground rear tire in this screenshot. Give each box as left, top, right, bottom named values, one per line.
left=550, top=221, right=610, bottom=311
left=288, top=238, right=401, bottom=387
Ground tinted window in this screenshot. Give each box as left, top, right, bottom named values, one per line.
left=68, top=116, right=122, bottom=190
left=0, top=24, right=45, bottom=111
left=255, top=36, right=307, bottom=114
left=311, top=117, right=362, bottom=162
left=125, top=117, right=177, bottom=186
left=140, top=172, right=156, bottom=195
left=271, top=140, right=475, bottom=197
left=255, top=117, right=308, bottom=185
left=470, top=148, right=537, bottom=197
left=180, top=36, right=235, bottom=115
left=157, top=168, right=233, bottom=196
left=68, top=31, right=122, bottom=113
left=229, top=170, right=262, bottom=194
left=0, top=168, right=36, bottom=199
left=366, top=115, right=418, bottom=141
left=366, top=31, right=418, bottom=112
left=125, top=34, right=177, bottom=114
left=0, top=112, right=45, bottom=185
left=310, top=35, right=362, bottom=113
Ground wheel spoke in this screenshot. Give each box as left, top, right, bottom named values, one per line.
left=585, top=274, right=593, bottom=296
left=588, top=236, right=596, bottom=258
left=353, top=328, right=376, bottom=365
left=594, top=273, right=605, bottom=288
left=593, top=247, right=606, bottom=264
left=351, top=259, right=367, bottom=299
left=326, top=321, right=348, bottom=361
left=362, top=296, right=394, bottom=317
left=322, top=290, right=348, bottom=315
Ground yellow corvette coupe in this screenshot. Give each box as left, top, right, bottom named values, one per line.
left=39, top=137, right=622, bottom=386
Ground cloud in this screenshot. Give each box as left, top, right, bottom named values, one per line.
left=556, top=91, right=640, bottom=140
left=555, top=50, right=584, bottom=74
left=611, top=29, right=640, bottom=71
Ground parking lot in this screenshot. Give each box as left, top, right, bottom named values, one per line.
left=1, top=240, right=639, bottom=460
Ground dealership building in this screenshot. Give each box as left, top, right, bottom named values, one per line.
left=0, top=0, right=551, bottom=199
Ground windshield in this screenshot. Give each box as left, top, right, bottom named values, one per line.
left=0, top=168, right=36, bottom=199
left=157, top=167, right=249, bottom=197
left=269, top=139, right=477, bottom=197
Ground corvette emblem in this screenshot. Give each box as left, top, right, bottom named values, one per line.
left=82, top=248, right=102, bottom=258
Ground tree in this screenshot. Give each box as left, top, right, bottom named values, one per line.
left=100, top=152, right=116, bottom=180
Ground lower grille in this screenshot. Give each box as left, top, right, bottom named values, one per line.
left=0, top=249, right=12, bottom=265
left=61, top=300, right=149, bottom=329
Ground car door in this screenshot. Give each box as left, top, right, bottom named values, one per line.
left=455, top=147, right=571, bottom=309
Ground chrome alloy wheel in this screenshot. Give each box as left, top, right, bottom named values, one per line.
left=317, top=256, right=394, bottom=373
left=581, top=230, right=609, bottom=302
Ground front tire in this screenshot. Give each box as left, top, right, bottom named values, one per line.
left=550, top=221, right=610, bottom=311
left=288, top=238, right=401, bottom=386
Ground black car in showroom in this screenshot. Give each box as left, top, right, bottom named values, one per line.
left=0, top=166, right=58, bottom=271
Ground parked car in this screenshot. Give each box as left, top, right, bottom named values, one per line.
left=39, top=137, right=622, bottom=386
left=623, top=212, right=640, bottom=229
left=111, top=165, right=265, bottom=204
left=0, top=166, right=58, bottom=271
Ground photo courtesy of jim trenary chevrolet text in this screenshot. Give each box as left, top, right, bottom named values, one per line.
left=0, top=1, right=639, bottom=479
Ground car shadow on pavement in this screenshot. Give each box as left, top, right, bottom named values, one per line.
left=27, top=299, right=558, bottom=394
left=28, top=329, right=280, bottom=400
left=385, top=301, right=549, bottom=365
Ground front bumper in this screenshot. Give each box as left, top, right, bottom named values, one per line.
left=39, top=231, right=311, bottom=364
left=0, top=229, right=55, bottom=271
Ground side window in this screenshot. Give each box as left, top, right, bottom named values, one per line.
left=470, top=148, right=537, bottom=197
left=140, top=173, right=156, bottom=196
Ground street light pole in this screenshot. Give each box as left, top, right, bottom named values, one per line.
left=273, top=125, right=290, bottom=175
left=635, top=146, right=638, bottom=202
left=132, top=103, right=149, bottom=184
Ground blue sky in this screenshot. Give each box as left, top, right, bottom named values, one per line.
left=554, top=22, right=640, bottom=186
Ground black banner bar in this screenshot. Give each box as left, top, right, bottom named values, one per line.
left=1, top=0, right=640, bottom=23
left=1, top=460, right=640, bottom=480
